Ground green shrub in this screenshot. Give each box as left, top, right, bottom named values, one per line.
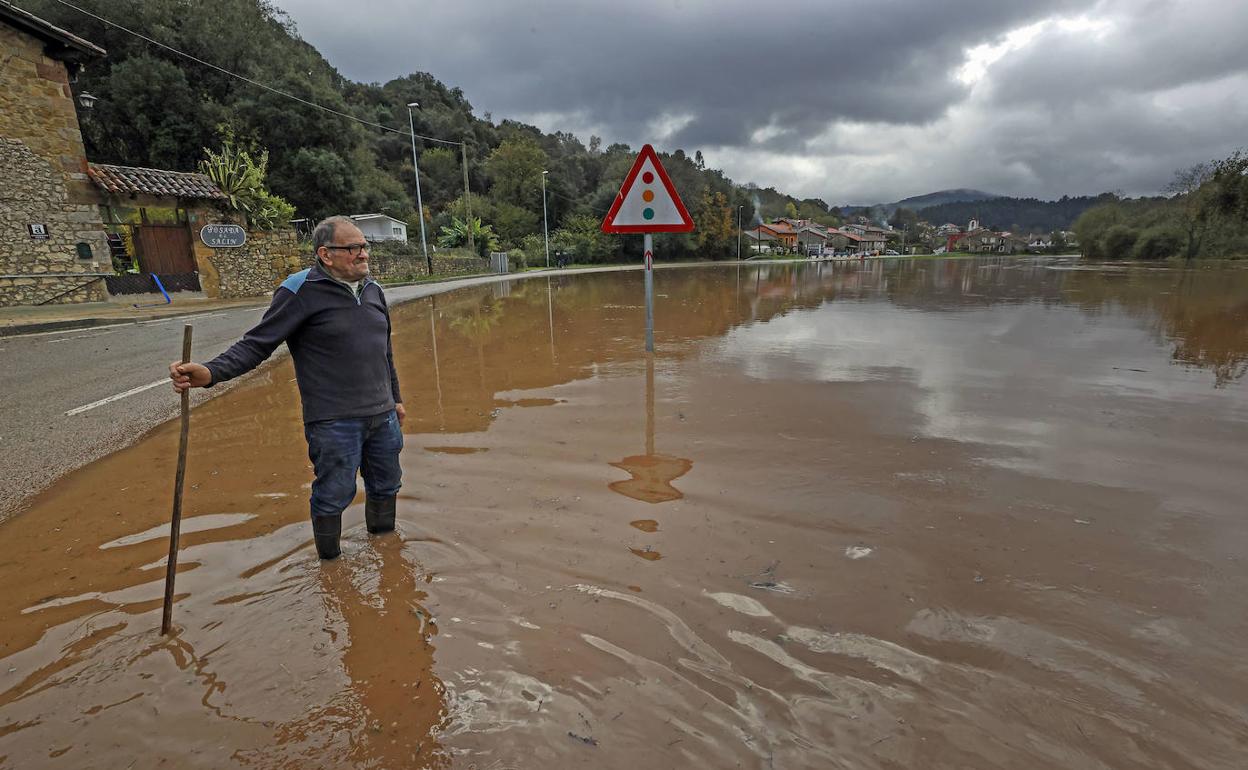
left=1132, top=225, right=1183, bottom=260
left=1101, top=225, right=1139, bottom=259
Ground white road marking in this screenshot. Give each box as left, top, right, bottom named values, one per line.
left=48, top=330, right=117, bottom=343
left=14, top=321, right=133, bottom=338
left=65, top=378, right=171, bottom=416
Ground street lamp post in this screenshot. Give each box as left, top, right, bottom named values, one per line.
left=406, top=102, right=431, bottom=274
left=736, top=205, right=743, bottom=261
left=541, top=170, right=550, bottom=268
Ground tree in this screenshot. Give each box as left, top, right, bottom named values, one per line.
left=1166, top=163, right=1217, bottom=261
left=86, top=54, right=215, bottom=171
left=552, top=214, right=615, bottom=263
left=784, top=201, right=799, bottom=219
left=416, top=147, right=462, bottom=209
left=694, top=188, right=735, bottom=258
left=484, top=137, right=548, bottom=211
left=1102, top=224, right=1139, bottom=259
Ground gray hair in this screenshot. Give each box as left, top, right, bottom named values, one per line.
left=312, top=216, right=356, bottom=254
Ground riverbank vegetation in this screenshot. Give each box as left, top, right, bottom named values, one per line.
left=1073, top=152, right=1248, bottom=260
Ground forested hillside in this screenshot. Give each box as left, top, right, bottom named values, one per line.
left=24, top=0, right=826, bottom=260
left=917, top=195, right=1110, bottom=233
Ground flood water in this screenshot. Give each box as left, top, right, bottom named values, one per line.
left=2, top=257, right=1247, bottom=769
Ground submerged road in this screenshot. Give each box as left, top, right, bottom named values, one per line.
left=0, top=263, right=698, bottom=521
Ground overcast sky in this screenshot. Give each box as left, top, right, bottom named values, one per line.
left=273, top=0, right=1247, bottom=205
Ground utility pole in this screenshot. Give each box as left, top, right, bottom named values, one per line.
left=406, top=102, right=430, bottom=275
left=541, top=170, right=550, bottom=268
left=462, top=140, right=474, bottom=255
left=736, top=205, right=743, bottom=260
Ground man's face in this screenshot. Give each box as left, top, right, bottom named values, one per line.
left=318, top=223, right=370, bottom=282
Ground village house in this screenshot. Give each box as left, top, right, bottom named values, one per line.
left=0, top=3, right=111, bottom=306
left=756, top=221, right=798, bottom=251
left=795, top=225, right=828, bottom=254
left=744, top=228, right=780, bottom=253
left=838, top=227, right=886, bottom=254
left=350, top=213, right=408, bottom=243
left=841, top=222, right=889, bottom=239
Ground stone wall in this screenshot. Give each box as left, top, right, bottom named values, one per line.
left=363, top=241, right=489, bottom=282
left=194, top=228, right=302, bottom=299
left=0, top=25, right=109, bottom=306
left=432, top=254, right=490, bottom=277
left=0, top=139, right=109, bottom=305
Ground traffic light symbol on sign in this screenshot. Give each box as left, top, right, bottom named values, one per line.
left=601, top=145, right=694, bottom=233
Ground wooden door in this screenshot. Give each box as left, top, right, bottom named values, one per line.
left=134, top=224, right=196, bottom=274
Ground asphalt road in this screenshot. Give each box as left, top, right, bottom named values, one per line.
left=0, top=265, right=674, bottom=522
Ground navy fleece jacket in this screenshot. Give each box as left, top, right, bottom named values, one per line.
left=204, top=263, right=401, bottom=423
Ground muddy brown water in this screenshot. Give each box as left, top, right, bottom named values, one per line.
left=2, top=257, right=1247, bottom=769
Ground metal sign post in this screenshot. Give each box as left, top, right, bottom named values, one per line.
left=644, top=233, right=655, bottom=352
left=601, top=144, right=695, bottom=354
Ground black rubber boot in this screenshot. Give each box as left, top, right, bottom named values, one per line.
left=365, top=496, right=396, bottom=534
left=312, top=514, right=342, bottom=559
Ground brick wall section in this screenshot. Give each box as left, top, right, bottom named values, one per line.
left=193, top=228, right=303, bottom=299
left=0, top=25, right=108, bottom=306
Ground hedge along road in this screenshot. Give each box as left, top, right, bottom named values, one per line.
left=0, top=262, right=711, bottom=523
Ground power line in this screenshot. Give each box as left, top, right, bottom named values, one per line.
left=46, top=0, right=464, bottom=147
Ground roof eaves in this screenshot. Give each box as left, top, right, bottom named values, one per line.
left=0, top=3, right=107, bottom=60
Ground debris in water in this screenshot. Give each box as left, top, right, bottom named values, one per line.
left=845, top=546, right=873, bottom=560
left=568, top=731, right=598, bottom=746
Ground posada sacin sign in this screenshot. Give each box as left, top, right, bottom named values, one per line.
left=200, top=224, right=247, bottom=248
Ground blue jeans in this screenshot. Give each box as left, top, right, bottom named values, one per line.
left=304, top=410, right=403, bottom=519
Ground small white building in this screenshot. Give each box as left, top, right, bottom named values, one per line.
left=350, top=214, right=408, bottom=243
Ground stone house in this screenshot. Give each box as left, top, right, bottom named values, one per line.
left=795, top=226, right=828, bottom=254
left=0, top=4, right=111, bottom=306
left=87, top=162, right=304, bottom=299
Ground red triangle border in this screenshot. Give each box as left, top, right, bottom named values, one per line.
left=601, top=144, right=695, bottom=234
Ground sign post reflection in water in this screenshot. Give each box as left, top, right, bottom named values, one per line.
left=601, top=143, right=694, bottom=353
left=608, top=355, right=692, bottom=505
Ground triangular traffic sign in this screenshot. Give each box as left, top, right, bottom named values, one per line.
left=601, top=144, right=695, bottom=233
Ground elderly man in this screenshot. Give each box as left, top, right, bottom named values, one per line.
left=170, top=216, right=406, bottom=559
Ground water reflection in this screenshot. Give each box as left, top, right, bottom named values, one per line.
left=249, top=537, right=448, bottom=767
left=608, top=355, right=693, bottom=504
left=3, top=256, right=1246, bottom=768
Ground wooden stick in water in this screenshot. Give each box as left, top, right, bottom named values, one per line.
left=161, top=324, right=193, bottom=636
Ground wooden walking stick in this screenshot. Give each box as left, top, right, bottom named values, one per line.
left=161, top=323, right=193, bottom=636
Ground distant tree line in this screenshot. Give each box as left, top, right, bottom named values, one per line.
left=1073, top=151, right=1248, bottom=260
left=915, top=195, right=1108, bottom=233
left=27, top=0, right=832, bottom=263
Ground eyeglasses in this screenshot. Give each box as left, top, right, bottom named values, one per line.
left=324, top=243, right=370, bottom=256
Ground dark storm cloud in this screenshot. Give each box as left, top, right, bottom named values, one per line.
left=273, top=0, right=1248, bottom=201
left=280, top=0, right=1073, bottom=147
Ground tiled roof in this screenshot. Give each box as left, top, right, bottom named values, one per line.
left=0, top=4, right=106, bottom=60
left=88, top=163, right=226, bottom=200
